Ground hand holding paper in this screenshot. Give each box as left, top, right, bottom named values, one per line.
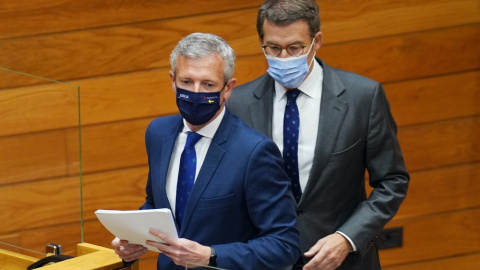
left=147, top=229, right=212, bottom=267
left=95, top=209, right=178, bottom=252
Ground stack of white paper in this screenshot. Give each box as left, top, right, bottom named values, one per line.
left=95, top=208, right=178, bottom=252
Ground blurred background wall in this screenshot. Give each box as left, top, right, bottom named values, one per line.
left=0, top=0, right=478, bottom=269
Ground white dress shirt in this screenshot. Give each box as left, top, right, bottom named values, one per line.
left=271, top=60, right=358, bottom=251
left=272, top=60, right=323, bottom=193
left=166, top=107, right=225, bottom=216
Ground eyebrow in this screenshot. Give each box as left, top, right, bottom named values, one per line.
left=264, top=40, right=304, bottom=46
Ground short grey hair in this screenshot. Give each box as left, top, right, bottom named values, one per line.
left=170, top=33, right=236, bottom=84
left=257, top=0, right=321, bottom=40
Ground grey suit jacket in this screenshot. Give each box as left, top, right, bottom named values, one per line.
left=227, top=58, right=409, bottom=270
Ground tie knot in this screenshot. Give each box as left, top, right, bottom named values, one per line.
left=185, top=132, right=202, bottom=149
left=286, top=89, right=301, bottom=103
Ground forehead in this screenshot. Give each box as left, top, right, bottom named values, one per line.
left=262, top=19, right=311, bottom=45
left=175, top=53, right=224, bottom=81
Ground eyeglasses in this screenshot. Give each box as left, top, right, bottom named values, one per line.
left=262, top=42, right=309, bottom=57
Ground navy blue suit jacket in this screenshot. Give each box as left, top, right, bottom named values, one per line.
left=141, top=109, right=300, bottom=270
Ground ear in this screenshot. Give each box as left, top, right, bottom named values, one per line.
left=169, top=71, right=176, bottom=92
left=314, top=31, right=323, bottom=51
left=222, top=78, right=237, bottom=101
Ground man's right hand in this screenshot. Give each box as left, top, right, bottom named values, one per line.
left=303, top=233, right=352, bottom=270
left=111, top=237, right=148, bottom=262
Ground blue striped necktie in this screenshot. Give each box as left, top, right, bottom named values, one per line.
left=176, top=131, right=202, bottom=228
left=283, top=89, right=302, bottom=202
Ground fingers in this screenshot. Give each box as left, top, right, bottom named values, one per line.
left=111, top=238, right=148, bottom=262
left=303, top=240, right=328, bottom=270
left=304, top=235, right=326, bottom=258
left=149, top=229, right=171, bottom=244
left=146, top=229, right=175, bottom=253
left=147, top=239, right=173, bottom=255
left=146, top=230, right=210, bottom=267
left=303, top=234, right=350, bottom=270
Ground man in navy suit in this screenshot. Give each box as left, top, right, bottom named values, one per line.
left=111, top=32, right=300, bottom=269
left=227, top=1, right=409, bottom=269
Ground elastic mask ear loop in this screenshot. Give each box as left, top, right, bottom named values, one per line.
left=306, top=38, right=316, bottom=69
left=291, top=39, right=316, bottom=89
left=307, top=53, right=316, bottom=70
left=220, top=81, right=228, bottom=92
left=218, top=81, right=228, bottom=107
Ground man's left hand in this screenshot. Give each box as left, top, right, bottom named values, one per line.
left=146, top=229, right=211, bottom=267
left=303, top=233, right=352, bottom=270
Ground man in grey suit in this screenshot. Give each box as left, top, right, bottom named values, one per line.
left=227, top=1, right=409, bottom=269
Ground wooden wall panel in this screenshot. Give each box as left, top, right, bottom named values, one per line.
left=0, top=128, right=80, bottom=185
left=0, top=0, right=263, bottom=40
left=0, top=0, right=479, bottom=269
left=385, top=71, right=480, bottom=127
left=384, top=253, right=480, bottom=270
left=1, top=23, right=476, bottom=89
left=2, top=0, right=478, bottom=44
left=80, top=118, right=151, bottom=174
left=380, top=209, right=480, bottom=267
left=367, top=163, right=480, bottom=219
left=1, top=3, right=479, bottom=89
left=320, top=24, right=480, bottom=84
left=0, top=9, right=259, bottom=89
left=0, top=131, right=67, bottom=185
left=399, top=116, right=480, bottom=172
left=75, top=70, right=177, bottom=125
left=0, top=82, right=79, bottom=137
left=81, top=167, right=147, bottom=217
left=0, top=175, right=81, bottom=234
left=319, top=0, right=480, bottom=43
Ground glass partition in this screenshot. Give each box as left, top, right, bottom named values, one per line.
left=0, top=67, right=83, bottom=259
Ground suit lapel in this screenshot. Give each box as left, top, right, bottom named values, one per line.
left=155, top=120, right=183, bottom=212
left=248, top=76, right=275, bottom=138
left=300, top=60, right=348, bottom=204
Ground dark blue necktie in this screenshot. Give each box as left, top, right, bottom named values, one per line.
left=283, top=89, right=302, bottom=202
left=176, top=131, right=202, bottom=228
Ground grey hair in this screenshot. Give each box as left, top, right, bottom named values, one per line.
left=170, top=33, right=236, bottom=84
left=257, top=0, right=321, bottom=40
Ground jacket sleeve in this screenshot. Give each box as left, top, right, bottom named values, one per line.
left=338, top=83, right=409, bottom=257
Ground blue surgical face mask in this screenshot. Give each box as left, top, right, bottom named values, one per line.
left=264, top=39, right=315, bottom=88
left=176, top=87, right=222, bottom=125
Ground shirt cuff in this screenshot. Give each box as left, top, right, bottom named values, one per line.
left=336, top=231, right=357, bottom=252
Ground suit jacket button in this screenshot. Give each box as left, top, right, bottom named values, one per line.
left=367, top=240, right=374, bottom=249
left=296, top=210, right=304, bottom=216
